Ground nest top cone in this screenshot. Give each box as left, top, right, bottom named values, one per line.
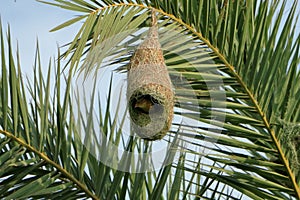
left=128, top=9, right=165, bottom=70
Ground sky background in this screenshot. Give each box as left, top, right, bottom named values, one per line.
left=0, top=0, right=77, bottom=75
left=0, top=0, right=299, bottom=79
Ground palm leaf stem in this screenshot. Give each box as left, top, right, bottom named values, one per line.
left=0, top=130, right=99, bottom=200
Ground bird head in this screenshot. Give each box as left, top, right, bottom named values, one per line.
left=134, top=97, right=153, bottom=114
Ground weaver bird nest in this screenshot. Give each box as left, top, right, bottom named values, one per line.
left=127, top=10, right=174, bottom=140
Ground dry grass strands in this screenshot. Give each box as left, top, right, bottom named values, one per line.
left=127, top=9, right=174, bottom=140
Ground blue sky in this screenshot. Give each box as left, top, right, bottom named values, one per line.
left=0, top=0, right=77, bottom=74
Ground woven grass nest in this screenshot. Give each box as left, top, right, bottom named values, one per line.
left=127, top=10, right=174, bottom=140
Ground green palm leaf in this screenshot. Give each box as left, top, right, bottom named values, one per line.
left=1, top=0, right=299, bottom=199
left=0, top=25, right=99, bottom=199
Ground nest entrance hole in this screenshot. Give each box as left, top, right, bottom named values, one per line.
left=131, top=94, right=164, bottom=115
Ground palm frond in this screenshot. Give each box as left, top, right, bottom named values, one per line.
left=0, top=24, right=98, bottom=199
left=39, top=0, right=300, bottom=199
left=1, top=0, right=300, bottom=199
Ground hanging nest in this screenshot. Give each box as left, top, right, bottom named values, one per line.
left=127, top=10, right=174, bottom=140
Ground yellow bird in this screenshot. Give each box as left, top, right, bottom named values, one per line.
left=134, top=97, right=153, bottom=114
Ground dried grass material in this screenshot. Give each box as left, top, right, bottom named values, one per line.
left=127, top=10, right=174, bottom=140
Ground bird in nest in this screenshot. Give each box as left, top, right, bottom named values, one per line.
left=133, top=95, right=163, bottom=114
